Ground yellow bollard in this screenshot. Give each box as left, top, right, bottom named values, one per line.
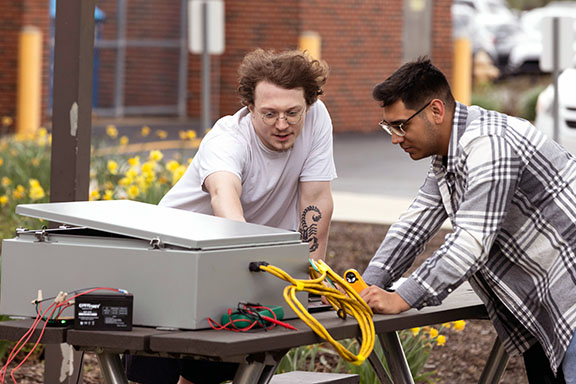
left=16, top=26, right=42, bottom=136
left=299, top=31, right=321, bottom=60
left=452, top=37, right=472, bottom=106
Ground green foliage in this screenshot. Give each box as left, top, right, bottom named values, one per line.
left=519, top=85, right=546, bottom=122
left=471, top=93, right=503, bottom=113
left=276, top=324, right=461, bottom=383
left=0, top=127, right=198, bottom=363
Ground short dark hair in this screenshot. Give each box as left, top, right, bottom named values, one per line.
left=237, top=48, right=329, bottom=107
left=372, top=57, right=455, bottom=110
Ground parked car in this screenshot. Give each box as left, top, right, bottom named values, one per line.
left=453, top=0, right=522, bottom=68
left=452, top=3, right=498, bottom=63
left=535, top=68, right=576, bottom=154
left=507, top=4, right=576, bottom=74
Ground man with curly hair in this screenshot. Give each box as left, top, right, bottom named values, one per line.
left=125, top=48, right=337, bottom=384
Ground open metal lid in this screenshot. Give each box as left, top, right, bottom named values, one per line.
left=16, top=200, right=302, bottom=249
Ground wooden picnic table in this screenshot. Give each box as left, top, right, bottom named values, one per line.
left=0, top=283, right=508, bottom=384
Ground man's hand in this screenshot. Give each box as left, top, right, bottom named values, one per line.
left=359, top=286, right=411, bottom=314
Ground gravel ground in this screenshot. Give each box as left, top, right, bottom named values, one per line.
left=2, top=221, right=529, bottom=383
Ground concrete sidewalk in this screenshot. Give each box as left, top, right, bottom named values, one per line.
left=332, top=191, right=412, bottom=225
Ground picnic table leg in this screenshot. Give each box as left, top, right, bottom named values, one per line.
left=378, top=332, right=415, bottom=384
left=358, top=337, right=393, bottom=384
left=233, top=350, right=288, bottom=384
left=478, top=337, right=509, bottom=384
left=96, top=352, right=129, bottom=384
left=44, top=343, right=84, bottom=384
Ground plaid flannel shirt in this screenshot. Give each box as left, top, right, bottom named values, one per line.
left=363, top=102, right=576, bottom=372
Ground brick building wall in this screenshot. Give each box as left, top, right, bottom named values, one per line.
left=194, top=0, right=453, bottom=132
left=0, top=0, right=50, bottom=128
left=1, top=0, right=453, bottom=133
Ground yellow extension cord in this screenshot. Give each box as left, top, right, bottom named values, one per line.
left=259, top=259, right=375, bottom=366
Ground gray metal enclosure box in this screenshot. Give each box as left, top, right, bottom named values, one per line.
left=0, top=200, right=309, bottom=329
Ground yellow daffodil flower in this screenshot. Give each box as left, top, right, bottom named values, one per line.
left=103, top=190, right=114, bottom=200
left=149, top=150, right=163, bottom=162
left=155, top=130, right=168, bottom=139
left=126, top=168, right=139, bottom=180
left=452, top=320, right=466, bottom=331
left=1, top=177, right=11, bottom=187
left=0, top=158, right=3, bottom=167
left=12, top=185, right=25, bottom=200
left=107, top=160, right=119, bottom=175
left=120, top=136, right=129, bottom=146
left=436, top=335, right=446, bottom=346
left=0, top=195, right=8, bottom=206
left=179, top=130, right=187, bottom=140
left=127, top=185, right=140, bottom=199
left=429, top=328, right=439, bottom=339
left=172, top=165, right=187, bottom=185
left=28, top=185, right=46, bottom=200
left=29, top=179, right=41, bottom=188
left=141, top=126, right=150, bottom=137
left=106, top=125, right=118, bottom=139
left=410, top=327, right=421, bottom=336
left=89, top=190, right=101, bottom=201
left=128, top=156, right=140, bottom=167
left=166, top=160, right=180, bottom=172
left=187, top=130, right=197, bottom=140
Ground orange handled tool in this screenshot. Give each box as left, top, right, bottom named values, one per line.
left=343, top=269, right=368, bottom=294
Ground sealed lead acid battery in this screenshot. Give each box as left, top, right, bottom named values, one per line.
left=74, top=292, right=133, bottom=331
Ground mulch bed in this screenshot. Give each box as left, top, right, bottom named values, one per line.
left=2, top=221, right=529, bottom=383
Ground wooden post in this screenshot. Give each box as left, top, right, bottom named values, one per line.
left=50, top=0, right=95, bottom=204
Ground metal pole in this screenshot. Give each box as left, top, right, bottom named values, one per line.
left=379, top=332, right=415, bottom=384
left=201, top=1, right=211, bottom=134
left=114, top=0, right=126, bottom=118
left=553, top=17, right=560, bottom=144
left=478, top=337, right=510, bottom=384
left=96, top=353, right=130, bottom=384
left=178, top=0, right=189, bottom=120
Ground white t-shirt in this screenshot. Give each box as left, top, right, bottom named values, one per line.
left=159, top=100, right=337, bottom=231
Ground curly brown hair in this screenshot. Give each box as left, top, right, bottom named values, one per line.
left=237, top=48, right=329, bottom=107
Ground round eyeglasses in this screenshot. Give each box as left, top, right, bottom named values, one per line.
left=379, top=100, right=432, bottom=136
left=256, top=108, right=305, bottom=126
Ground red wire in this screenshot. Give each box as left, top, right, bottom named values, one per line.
left=0, top=301, right=58, bottom=384
left=0, top=287, right=126, bottom=383
left=10, top=303, right=60, bottom=383
left=207, top=304, right=296, bottom=332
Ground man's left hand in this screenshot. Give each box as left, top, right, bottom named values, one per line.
left=360, top=286, right=411, bottom=314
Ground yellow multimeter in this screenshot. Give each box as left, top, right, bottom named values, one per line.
left=343, top=269, right=368, bottom=294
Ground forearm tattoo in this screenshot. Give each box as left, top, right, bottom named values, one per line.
left=299, top=205, right=322, bottom=252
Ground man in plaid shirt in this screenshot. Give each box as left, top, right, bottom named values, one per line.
left=360, top=57, right=576, bottom=383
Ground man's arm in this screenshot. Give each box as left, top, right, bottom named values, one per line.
left=299, top=181, right=333, bottom=261
left=203, top=171, right=245, bottom=222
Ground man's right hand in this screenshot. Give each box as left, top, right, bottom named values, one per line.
left=360, top=286, right=411, bottom=315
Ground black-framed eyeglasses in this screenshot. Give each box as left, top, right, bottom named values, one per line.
left=256, top=107, right=305, bottom=126
left=379, top=100, right=432, bottom=136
